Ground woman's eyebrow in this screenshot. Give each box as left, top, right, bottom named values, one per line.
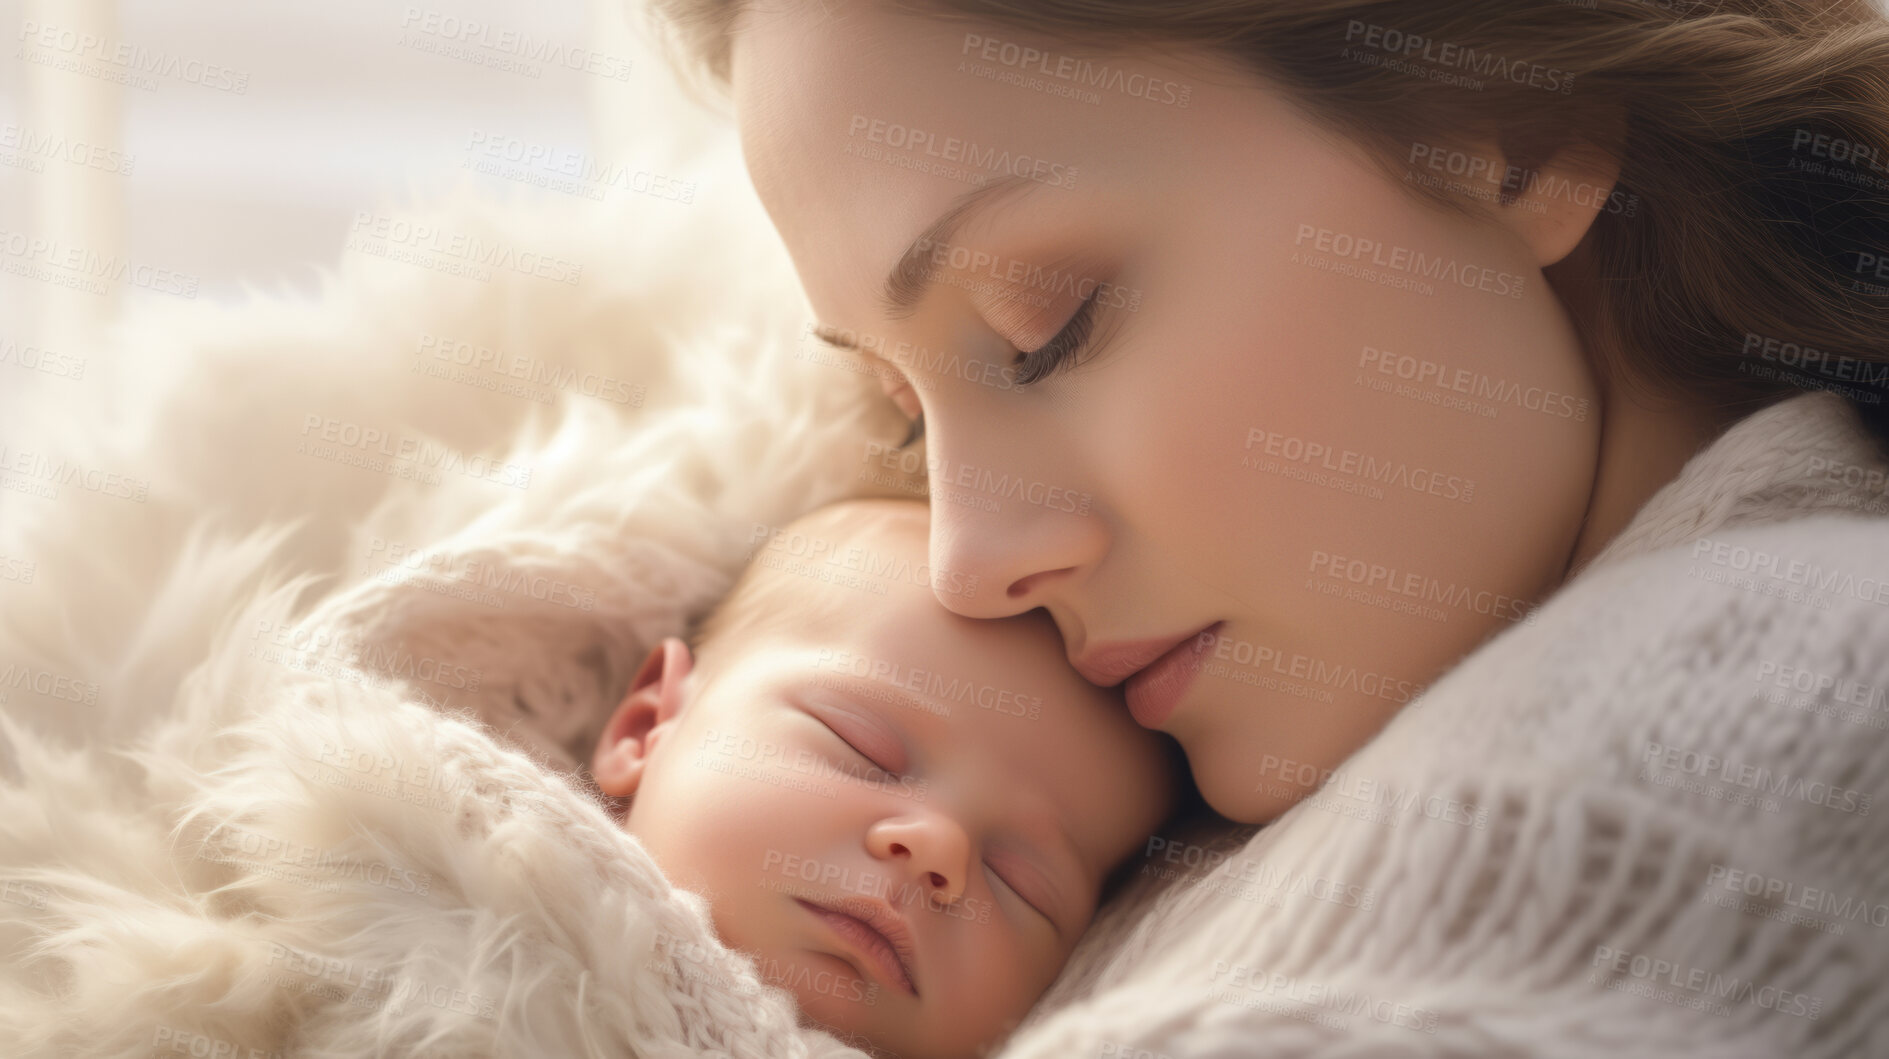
left=881, top=173, right=1041, bottom=318
left=810, top=174, right=1043, bottom=352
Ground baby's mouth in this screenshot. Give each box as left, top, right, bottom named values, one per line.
left=794, top=897, right=919, bottom=997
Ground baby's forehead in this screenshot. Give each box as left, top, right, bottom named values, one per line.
left=739, top=498, right=944, bottom=618
left=748, top=503, right=1109, bottom=734
left=733, top=505, right=1176, bottom=858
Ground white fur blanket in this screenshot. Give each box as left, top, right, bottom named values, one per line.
left=0, top=101, right=909, bottom=1055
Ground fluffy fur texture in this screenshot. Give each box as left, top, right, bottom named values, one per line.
left=0, top=86, right=904, bottom=1057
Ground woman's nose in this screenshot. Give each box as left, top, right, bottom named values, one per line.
left=865, top=813, right=972, bottom=906
left=926, top=476, right=1109, bottom=620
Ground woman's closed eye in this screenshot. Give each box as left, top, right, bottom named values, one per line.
left=1010, top=287, right=1101, bottom=388
left=892, top=287, right=1105, bottom=451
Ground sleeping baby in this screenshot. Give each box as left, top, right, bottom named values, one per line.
left=587, top=496, right=1182, bottom=1059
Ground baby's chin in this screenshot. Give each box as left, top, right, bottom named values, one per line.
left=759, top=949, right=956, bottom=1059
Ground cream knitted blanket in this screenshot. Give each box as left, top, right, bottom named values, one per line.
left=1001, top=390, right=1889, bottom=1058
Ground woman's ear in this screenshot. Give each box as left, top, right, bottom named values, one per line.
left=1490, top=137, right=1624, bottom=270
left=1421, top=135, right=1624, bottom=270
left=591, top=637, right=695, bottom=798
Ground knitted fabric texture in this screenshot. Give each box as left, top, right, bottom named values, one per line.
left=1000, top=389, right=1889, bottom=1059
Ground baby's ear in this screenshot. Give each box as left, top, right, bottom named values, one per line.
left=591, top=637, right=694, bottom=797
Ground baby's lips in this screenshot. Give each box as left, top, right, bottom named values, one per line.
left=795, top=896, right=920, bottom=996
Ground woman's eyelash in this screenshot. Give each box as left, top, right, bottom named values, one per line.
left=1012, top=291, right=1101, bottom=388
left=890, top=289, right=1102, bottom=451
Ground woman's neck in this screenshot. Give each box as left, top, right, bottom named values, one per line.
left=1558, top=380, right=1737, bottom=583
left=1545, top=236, right=1744, bottom=585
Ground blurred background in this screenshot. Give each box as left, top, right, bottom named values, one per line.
left=0, top=0, right=707, bottom=427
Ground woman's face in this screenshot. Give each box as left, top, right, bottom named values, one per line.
left=730, top=0, right=1606, bottom=821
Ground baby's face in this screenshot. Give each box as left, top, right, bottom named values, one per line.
left=602, top=509, right=1177, bottom=1058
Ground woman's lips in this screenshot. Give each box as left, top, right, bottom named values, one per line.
left=795, top=898, right=918, bottom=997
left=1122, top=621, right=1221, bottom=729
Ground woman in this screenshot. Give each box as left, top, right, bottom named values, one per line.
left=653, top=0, right=1889, bottom=1053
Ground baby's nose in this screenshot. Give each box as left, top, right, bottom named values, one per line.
left=865, top=813, right=971, bottom=904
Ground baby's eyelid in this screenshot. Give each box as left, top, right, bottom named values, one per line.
left=984, top=857, right=1059, bottom=932
left=819, top=719, right=897, bottom=775
left=897, top=413, right=926, bottom=451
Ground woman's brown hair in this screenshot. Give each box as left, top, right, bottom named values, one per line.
left=647, top=0, right=1889, bottom=449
